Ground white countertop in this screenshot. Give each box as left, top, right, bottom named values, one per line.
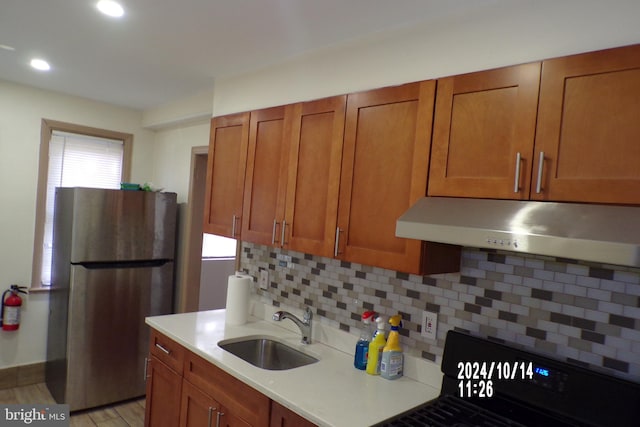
left=146, top=306, right=441, bottom=427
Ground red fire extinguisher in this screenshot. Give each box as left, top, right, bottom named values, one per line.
left=1, top=285, right=28, bottom=331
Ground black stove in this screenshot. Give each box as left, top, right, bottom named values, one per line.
left=378, top=331, right=640, bottom=427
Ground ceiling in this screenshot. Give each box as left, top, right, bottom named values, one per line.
left=0, top=0, right=500, bottom=111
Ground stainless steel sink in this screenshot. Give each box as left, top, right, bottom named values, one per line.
left=218, top=336, right=318, bottom=370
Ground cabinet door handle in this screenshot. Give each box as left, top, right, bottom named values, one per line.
left=215, top=411, right=225, bottom=427
left=143, top=357, right=149, bottom=381
left=334, top=227, right=342, bottom=257
left=231, top=214, right=237, bottom=238
left=271, top=220, right=279, bottom=245
left=513, top=152, right=522, bottom=193
left=207, top=407, right=217, bottom=427
left=281, top=220, right=287, bottom=246
left=155, top=343, right=170, bottom=355
left=536, top=151, right=545, bottom=194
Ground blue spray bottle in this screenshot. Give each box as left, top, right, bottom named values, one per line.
left=354, top=310, right=376, bottom=370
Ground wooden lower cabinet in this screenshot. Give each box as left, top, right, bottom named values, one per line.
left=145, top=355, right=182, bottom=427
left=147, top=330, right=318, bottom=427
left=269, top=401, right=317, bottom=427
left=180, top=379, right=250, bottom=427
left=180, top=379, right=220, bottom=427
left=183, top=351, right=269, bottom=427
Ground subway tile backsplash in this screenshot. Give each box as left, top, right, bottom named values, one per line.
left=240, top=242, right=640, bottom=382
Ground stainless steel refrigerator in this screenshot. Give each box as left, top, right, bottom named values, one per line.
left=45, top=187, right=177, bottom=411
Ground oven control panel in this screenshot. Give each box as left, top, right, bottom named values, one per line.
left=527, top=360, right=569, bottom=393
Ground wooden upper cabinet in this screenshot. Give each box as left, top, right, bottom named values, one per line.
left=336, top=82, right=460, bottom=275
left=242, top=106, right=290, bottom=245
left=283, top=95, right=346, bottom=256
left=428, top=62, right=541, bottom=199
left=532, top=44, right=640, bottom=204
left=203, top=113, right=249, bottom=238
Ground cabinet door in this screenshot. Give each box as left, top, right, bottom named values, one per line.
left=283, top=96, right=346, bottom=256
left=533, top=44, right=640, bottom=204
left=180, top=378, right=252, bottom=427
left=270, top=401, right=317, bottom=427
left=203, top=113, right=250, bottom=238
left=180, top=379, right=220, bottom=427
left=145, top=356, right=182, bottom=427
left=184, top=350, right=270, bottom=427
left=242, top=106, right=290, bottom=245
left=337, top=81, right=459, bottom=274
left=428, top=63, right=541, bottom=199
left=217, top=408, right=252, bottom=427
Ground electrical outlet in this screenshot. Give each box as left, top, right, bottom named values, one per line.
left=421, top=310, right=438, bottom=340
left=258, top=269, right=269, bottom=290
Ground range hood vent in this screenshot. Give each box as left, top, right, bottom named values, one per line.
left=396, top=197, right=640, bottom=267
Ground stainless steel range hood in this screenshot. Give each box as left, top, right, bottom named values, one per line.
left=396, top=197, right=640, bottom=267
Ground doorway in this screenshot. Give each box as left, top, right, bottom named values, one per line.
left=178, top=146, right=239, bottom=313
left=177, top=146, right=208, bottom=312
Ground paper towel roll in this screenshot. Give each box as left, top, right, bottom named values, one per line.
left=225, top=274, right=251, bottom=325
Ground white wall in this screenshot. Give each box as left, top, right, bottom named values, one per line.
left=0, top=80, right=155, bottom=369
left=149, top=122, right=210, bottom=204
left=213, top=0, right=640, bottom=115
left=141, top=88, right=213, bottom=131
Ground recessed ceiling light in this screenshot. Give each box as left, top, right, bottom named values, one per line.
left=30, top=58, right=51, bottom=71
left=97, top=0, right=124, bottom=18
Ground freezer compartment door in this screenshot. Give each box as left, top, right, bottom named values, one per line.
left=55, top=187, right=177, bottom=263
left=65, top=262, right=173, bottom=411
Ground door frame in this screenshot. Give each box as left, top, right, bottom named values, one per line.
left=177, top=146, right=209, bottom=312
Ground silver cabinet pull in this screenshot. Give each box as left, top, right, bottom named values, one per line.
left=231, top=214, right=237, bottom=238
left=536, top=151, right=545, bottom=193
left=143, top=357, right=149, bottom=381
left=207, top=407, right=217, bottom=427
left=334, top=227, right=342, bottom=257
left=281, top=220, right=287, bottom=246
left=514, top=152, right=522, bottom=193
left=215, top=411, right=224, bottom=427
left=271, top=219, right=279, bottom=245
left=155, top=343, right=170, bottom=355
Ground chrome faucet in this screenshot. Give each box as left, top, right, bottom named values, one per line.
left=272, top=307, right=313, bottom=344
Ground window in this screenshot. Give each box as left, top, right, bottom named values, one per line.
left=31, top=119, right=132, bottom=289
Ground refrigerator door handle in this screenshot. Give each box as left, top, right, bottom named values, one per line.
left=73, top=259, right=172, bottom=269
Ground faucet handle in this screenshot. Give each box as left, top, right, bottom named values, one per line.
left=303, top=306, right=312, bottom=323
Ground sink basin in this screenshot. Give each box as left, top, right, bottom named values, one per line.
left=218, top=336, right=318, bottom=370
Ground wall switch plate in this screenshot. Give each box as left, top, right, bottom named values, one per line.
left=421, top=310, right=438, bottom=340
left=258, top=269, right=269, bottom=290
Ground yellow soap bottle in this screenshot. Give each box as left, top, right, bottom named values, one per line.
left=365, top=316, right=386, bottom=375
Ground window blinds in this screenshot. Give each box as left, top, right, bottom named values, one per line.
left=41, top=131, right=124, bottom=285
